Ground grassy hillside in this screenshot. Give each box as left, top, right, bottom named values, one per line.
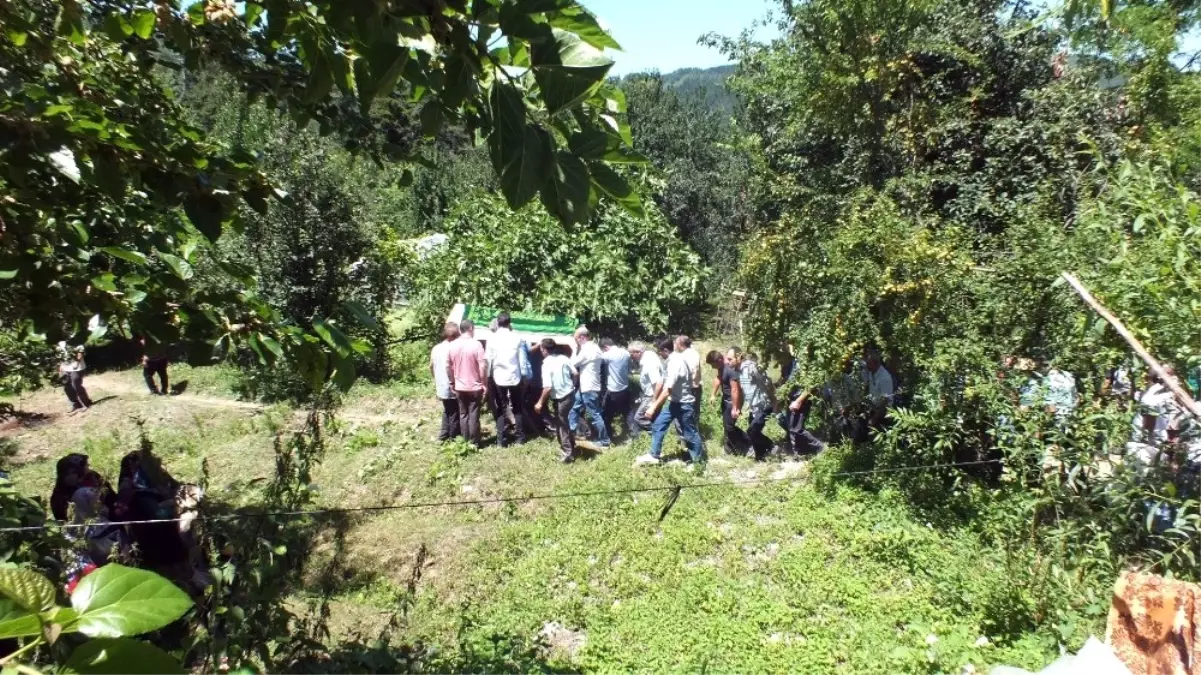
left=0, top=354, right=1091, bottom=673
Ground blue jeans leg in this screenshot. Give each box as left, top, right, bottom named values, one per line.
left=582, top=391, right=610, bottom=446
left=649, top=405, right=674, bottom=459
left=568, top=393, right=583, bottom=433
left=674, top=401, right=706, bottom=463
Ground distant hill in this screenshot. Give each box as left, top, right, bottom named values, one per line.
left=621, top=64, right=739, bottom=112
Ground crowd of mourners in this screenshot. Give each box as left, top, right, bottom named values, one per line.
left=46, top=450, right=207, bottom=595
left=428, top=314, right=903, bottom=466
left=35, top=316, right=1197, bottom=596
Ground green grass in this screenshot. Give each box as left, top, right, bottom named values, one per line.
left=2, top=362, right=1079, bottom=673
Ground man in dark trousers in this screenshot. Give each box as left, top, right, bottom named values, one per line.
left=708, top=348, right=748, bottom=454
left=140, top=335, right=170, bottom=395
left=57, top=342, right=92, bottom=413
left=430, top=322, right=461, bottom=442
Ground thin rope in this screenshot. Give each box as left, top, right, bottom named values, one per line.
left=0, top=459, right=1003, bottom=534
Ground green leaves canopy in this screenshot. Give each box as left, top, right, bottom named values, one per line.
left=0, top=0, right=640, bottom=390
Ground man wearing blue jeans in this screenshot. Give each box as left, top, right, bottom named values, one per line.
left=635, top=339, right=706, bottom=465
left=568, top=326, right=610, bottom=448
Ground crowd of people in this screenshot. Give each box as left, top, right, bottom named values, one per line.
left=428, top=317, right=908, bottom=466
left=48, top=450, right=207, bottom=594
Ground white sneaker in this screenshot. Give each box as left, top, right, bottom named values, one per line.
left=633, top=454, right=661, bottom=467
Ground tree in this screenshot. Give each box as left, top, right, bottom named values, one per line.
left=622, top=74, right=754, bottom=285
left=0, top=0, right=639, bottom=391
left=408, top=188, right=707, bottom=337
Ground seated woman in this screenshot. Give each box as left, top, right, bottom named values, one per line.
left=117, top=452, right=189, bottom=572
left=50, top=453, right=115, bottom=521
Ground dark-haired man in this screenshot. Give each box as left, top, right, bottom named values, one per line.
left=635, top=338, right=706, bottom=466
left=448, top=319, right=486, bottom=447
left=708, top=348, right=746, bottom=454
left=486, top=312, right=531, bottom=447
left=569, top=326, right=610, bottom=449
left=430, top=322, right=461, bottom=442
left=535, top=338, right=579, bottom=463
left=600, top=338, right=632, bottom=440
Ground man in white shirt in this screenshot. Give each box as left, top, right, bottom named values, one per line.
left=677, top=335, right=703, bottom=425
left=568, top=326, right=610, bottom=448
left=864, top=348, right=894, bottom=429
left=485, top=312, right=531, bottom=447
left=534, top=338, right=579, bottom=463
left=58, top=341, right=92, bottom=413
left=627, top=341, right=664, bottom=439
left=635, top=339, right=706, bottom=465
left=600, top=338, right=632, bottom=440
left=1128, top=368, right=1183, bottom=468
left=430, top=322, right=461, bottom=442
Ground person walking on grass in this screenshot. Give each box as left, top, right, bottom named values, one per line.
left=534, top=338, right=579, bottom=463
left=635, top=338, right=706, bottom=466
left=600, top=338, right=632, bottom=441
left=569, top=326, right=610, bottom=449
left=677, top=335, right=703, bottom=426
left=140, top=334, right=170, bottom=396
left=430, top=322, right=461, bottom=442
left=708, top=348, right=747, bottom=454
left=735, top=351, right=776, bottom=461
left=485, top=312, right=531, bottom=448
left=58, top=341, right=92, bottom=414
left=447, top=319, right=486, bottom=448
left=627, top=341, right=664, bottom=439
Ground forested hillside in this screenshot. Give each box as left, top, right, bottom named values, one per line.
left=2, top=0, right=1200, bottom=672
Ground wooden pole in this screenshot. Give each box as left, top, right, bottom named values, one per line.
left=1060, top=272, right=1201, bottom=420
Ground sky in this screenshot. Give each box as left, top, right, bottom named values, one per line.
left=586, top=0, right=780, bottom=75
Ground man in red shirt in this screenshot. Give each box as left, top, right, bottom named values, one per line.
left=447, top=319, right=487, bottom=447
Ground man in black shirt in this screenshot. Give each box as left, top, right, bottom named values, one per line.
left=708, top=348, right=748, bottom=454
left=140, top=335, right=169, bottom=395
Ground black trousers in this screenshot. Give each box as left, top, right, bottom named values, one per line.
left=62, top=371, right=92, bottom=409
left=602, top=388, right=631, bottom=439
left=721, top=399, right=749, bottom=454
left=455, top=391, right=483, bottom=447
left=494, top=384, right=528, bottom=446
left=143, top=357, right=168, bottom=394
left=439, top=397, right=461, bottom=442
left=747, top=408, right=774, bottom=460
left=782, top=408, right=824, bottom=455
left=551, top=393, right=576, bottom=460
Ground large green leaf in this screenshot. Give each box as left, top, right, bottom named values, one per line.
left=530, top=29, right=613, bottom=114
left=130, top=10, right=156, bottom=39
left=159, top=253, right=194, bottom=281
left=546, top=7, right=621, bottom=50
left=342, top=300, right=380, bottom=329
left=0, top=567, right=56, bottom=612
left=313, top=320, right=353, bottom=358
left=70, top=565, right=193, bottom=638
left=540, top=151, right=592, bottom=225
left=488, top=83, right=548, bottom=209
left=0, top=598, right=41, bottom=639
left=590, top=163, right=644, bottom=218
left=568, top=128, right=647, bottom=164
left=63, top=638, right=185, bottom=674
